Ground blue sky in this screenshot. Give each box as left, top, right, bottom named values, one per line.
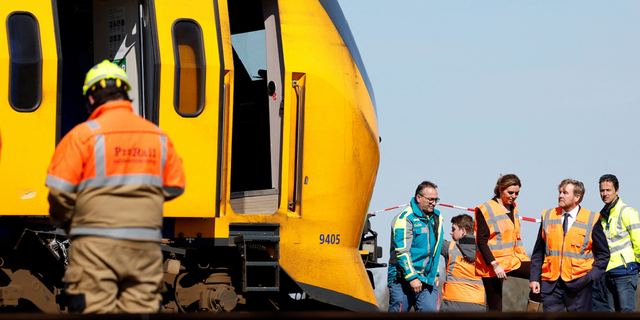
left=338, top=0, right=640, bottom=304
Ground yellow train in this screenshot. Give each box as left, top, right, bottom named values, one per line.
left=0, top=0, right=381, bottom=313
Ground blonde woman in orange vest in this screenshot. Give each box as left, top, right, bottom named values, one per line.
left=475, top=174, right=541, bottom=311
left=440, top=214, right=485, bottom=312
left=529, top=179, right=609, bottom=312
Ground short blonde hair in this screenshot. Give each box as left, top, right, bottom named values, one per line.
left=559, top=179, right=585, bottom=203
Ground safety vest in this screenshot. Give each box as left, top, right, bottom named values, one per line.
left=443, top=241, right=484, bottom=305
left=600, top=198, right=640, bottom=272
left=475, top=201, right=529, bottom=277
left=46, top=100, right=185, bottom=240
left=540, top=207, right=599, bottom=282
left=47, top=101, right=184, bottom=196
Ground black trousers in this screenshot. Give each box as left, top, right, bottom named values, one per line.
left=482, top=261, right=542, bottom=311
left=542, top=279, right=593, bottom=312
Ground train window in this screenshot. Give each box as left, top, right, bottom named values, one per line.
left=231, top=30, right=266, bottom=81
left=172, top=19, right=205, bottom=117
left=7, top=13, right=42, bottom=112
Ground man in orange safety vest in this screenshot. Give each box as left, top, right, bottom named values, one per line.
left=529, top=179, right=609, bottom=312
left=46, top=60, right=185, bottom=314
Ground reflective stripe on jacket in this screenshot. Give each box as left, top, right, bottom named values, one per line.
left=443, top=240, right=484, bottom=305
left=601, top=198, right=640, bottom=272
left=46, top=101, right=185, bottom=240
left=541, top=207, right=599, bottom=282
left=387, top=197, right=444, bottom=286
left=475, top=201, right=529, bottom=277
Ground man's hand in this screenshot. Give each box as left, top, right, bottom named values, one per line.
left=529, top=281, right=540, bottom=294
left=409, top=278, right=422, bottom=293
left=435, top=276, right=440, bottom=287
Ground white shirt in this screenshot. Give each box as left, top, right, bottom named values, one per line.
left=562, top=205, right=580, bottom=231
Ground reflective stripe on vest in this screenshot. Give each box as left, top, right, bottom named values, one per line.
left=69, top=227, right=162, bottom=241
left=444, top=241, right=484, bottom=305
left=86, top=120, right=100, bottom=130
left=541, top=207, right=598, bottom=282
left=45, top=175, right=78, bottom=193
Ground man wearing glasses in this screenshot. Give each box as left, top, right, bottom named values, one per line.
left=388, top=181, right=444, bottom=312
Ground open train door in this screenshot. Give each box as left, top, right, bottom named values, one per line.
left=0, top=2, right=59, bottom=215
left=150, top=0, right=224, bottom=218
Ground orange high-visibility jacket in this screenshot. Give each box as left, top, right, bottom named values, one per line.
left=46, top=100, right=185, bottom=240
left=443, top=241, right=485, bottom=305
left=475, top=201, right=530, bottom=277
left=540, top=207, right=599, bottom=282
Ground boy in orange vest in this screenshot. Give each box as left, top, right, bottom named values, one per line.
left=440, top=214, right=485, bottom=312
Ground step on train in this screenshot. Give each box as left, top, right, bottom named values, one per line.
left=0, top=0, right=383, bottom=313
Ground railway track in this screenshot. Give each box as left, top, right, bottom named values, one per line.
left=0, top=311, right=631, bottom=320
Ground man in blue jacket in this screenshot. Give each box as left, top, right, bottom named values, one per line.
left=388, top=181, right=444, bottom=312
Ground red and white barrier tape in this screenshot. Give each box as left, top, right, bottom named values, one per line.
left=368, top=202, right=541, bottom=223
left=367, top=203, right=410, bottom=215
left=437, top=203, right=474, bottom=212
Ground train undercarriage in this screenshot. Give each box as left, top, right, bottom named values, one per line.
left=0, top=216, right=383, bottom=313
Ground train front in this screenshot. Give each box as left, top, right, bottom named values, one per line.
left=164, top=0, right=381, bottom=311
left=270, top=0, right=381, bottom=311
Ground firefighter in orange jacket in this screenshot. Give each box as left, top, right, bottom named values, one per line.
left=46, top=60, right=185, bottom=314
left=440, top=214, right=485, bottom=312
left=529, top=179, right=609, bottom=312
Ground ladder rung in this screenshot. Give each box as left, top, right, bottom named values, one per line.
left=246, top=261, right=279, bottom=267
left=235, top=235, right=280, bottom=243
left=245, top=287, right=279, bottom=292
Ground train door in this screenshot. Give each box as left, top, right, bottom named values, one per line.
left=152, top=0, right=224, bottom=218
left=227, top=0, right=284, bottom=215
left=92, top=1, right=143, bottom=115
left=56, top=0, right=143, bottom=139
left=0, top=1, right=59, bottom=215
